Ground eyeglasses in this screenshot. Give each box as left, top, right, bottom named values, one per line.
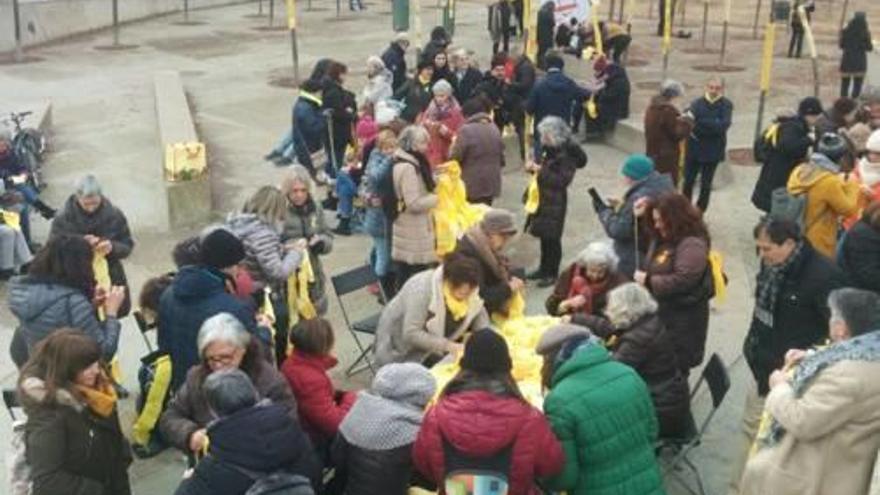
left=205, top=353, right=237, bottom=366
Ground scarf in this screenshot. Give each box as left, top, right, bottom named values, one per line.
left=566, top=268, right=608, bottom=316
left=412, top=150, right=436, bottom=192
left=704, top=93, right=722, bottom=104
left=858, top=158, right=880, bottom=188
left=754, top=241, right=805, bottom=329
left=75, top=381, right=118, bottom=418
left=424, top=98, right=459, bottom=123
left=339, top=392, right=426, bottom=450
left=443, top=281, right=471, bottom=321
left=765, top=329, right=880, bottom=446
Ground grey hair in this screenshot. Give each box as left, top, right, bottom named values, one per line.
left=432, top=79, right=453, bottom=96
left=397, top=125, right=430, bottom=152
left=366, top=56, right=386, bottom=77
left=197, top=313, right=251, bottom=357
left=575, top=241, right=619, bottom=271
left=75, top=174, right=102, bottom=198
left=204, top=368, right=259, bottom=417
left=537, top=116, right=572, bottom=146
left=827, top=288, right=880, bottom=338
left=280, top=164, right=316, bottom=199
left=660, top=79, right=685, bottom=99
left=605, top=283, right=659, bottom=329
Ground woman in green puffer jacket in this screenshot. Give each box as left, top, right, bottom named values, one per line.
left=536, top=324, right=665, bottom=495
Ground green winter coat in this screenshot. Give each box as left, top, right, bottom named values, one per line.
left=543, top=344, right=665, bottom=495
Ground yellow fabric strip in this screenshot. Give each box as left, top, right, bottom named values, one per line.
left=524, top=173, right=540, bottom=214
left=1, top=210, right=21, bottom=230
left=443, top=281, right=471, bottom=321
left=709, top=250, right=727, bottom=303
left=288, top=254, right=317, bottom=323
left=131, top=354, right=172, bottom=445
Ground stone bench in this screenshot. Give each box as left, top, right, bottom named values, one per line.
left=153, top=70, right=211, bottom=230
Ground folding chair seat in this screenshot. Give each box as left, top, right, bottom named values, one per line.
left=330, top=264, right=386, bottom=376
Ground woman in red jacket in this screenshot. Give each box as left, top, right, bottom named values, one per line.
left=413, top=329, right=564, bottom=495
left=281, top=318, right=357, bottom=450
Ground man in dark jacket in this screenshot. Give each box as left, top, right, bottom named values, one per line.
left=682, top=76, right=733, bottom=212
left=536, top=1, right=556, bottom=68
left=450, top=99, right=505, bottom=205
left=474, top=53, right=514, bottom=134
left=174, top=369, right=320, bottom=495
left=526, top=53, right=590, bottom=157
left=508, top=51, right=537, bottom=162
left=583, top=55, right=631, bottom=140
left=381, top=33, right=410, bottom=93
left=838, top=201, right=880, bottom=293
left=268, top=78, right=326, bottom=170
left=49, top=175, right=134, bottom=317
left=728, top=217, right=845, bottom=493
left=594, top=154, right=675, bottom=278
left=751, top=97, right=822, bottom=212
left=158, top=228, right=262, bottom=390
left=394, top=60, right=434, bottom=123
left=451, top=49, right=483, bottom=104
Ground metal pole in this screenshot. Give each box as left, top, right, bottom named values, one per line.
left=756, top=21, right=777, bottom=141
left=608, top=0, right=616, bottom=20
left=259, top=0, right=264, bottom=15
left=184, top=0, right=190, bottom=23
left=648, top=0, right=654, bottom=19
left=291, top=31, right=300, bottom=85
left=336, top=0, right=341, bottom=17
left=755, top=90, right=767, bottom=141
left=679, top=0, right=687, bottom=27
left=269, top=0, right=275, bottom=26
left=839, top=0, right=849, bottom=32
left=12, top=0, right=23, bottom=62
left=700, top=1, right=708, bottom=50
left=112, top=0, right=120, bottom=46
left=798, top=5, right=820, bottom=97
left=752, top=0, right=762, bottom=40
left=617, top=0, right=625, bottom=24
left=720, top=21, right=729, bottom=65
left=308, top=0, right=312, bottom=11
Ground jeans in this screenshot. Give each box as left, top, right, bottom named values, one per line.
left=841, top=76, right=865, bottom=99
left=335, top=172, right=357, bottom=218
left=539, top=237, right=562, bottom=277
left=370, top=234, right=391, bottom=277
left=682, top=157, right=720, bottom=211
left=325, top=139, right=346, bottom=179
left=273, top=129, right=296, bottom=159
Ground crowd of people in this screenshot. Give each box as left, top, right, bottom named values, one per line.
left=3, top=4, right=880, bottom=495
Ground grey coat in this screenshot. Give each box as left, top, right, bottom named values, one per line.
left=450, top=113, right=505, bottom=201
left=8, top=275, right=121, bottom=360
left=391, top=149, right=438, bottom=265
left=373, top=267, right=490, bottom=367
left=598, top=171, right=675, bottom=277
left=159, top=356, right=299, bottom=452
left=282, top=199, right=333, bottom=315
left=226, top=212, right=303, bottom=290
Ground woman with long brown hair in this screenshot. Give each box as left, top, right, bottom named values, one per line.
left=634, top=192, right=712, bottom=376
left=18, top=329, right=132, bottom=495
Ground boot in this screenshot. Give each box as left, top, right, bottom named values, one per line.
left=526, top=268, right=546, bottom=280
left=33, top=200, right=56, bottom=220
left=264, top=150, right=281, bottom=161
left=379, top=274, right=396, bottom=302
left=333, top=217, right=352, bottom=236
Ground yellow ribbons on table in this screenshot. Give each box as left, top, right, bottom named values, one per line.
left=287, top=253, right=317, bottom=321
left=433, top=161, right=489, bottom=257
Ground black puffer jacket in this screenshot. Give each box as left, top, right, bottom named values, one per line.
left=839, top=21, right=873, bottom=75
left=331, top=436, right=415, bottom=495
left=174, top=402, right=320, bottom=495
left=839, top=218, right=880, bottom=293
left=744, top=243, right=846, bottom=396
left=527, top=141, right=587, bottom=240
left=751, top=115, right=812, bottom=212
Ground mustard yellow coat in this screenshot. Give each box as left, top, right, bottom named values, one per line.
left=786, top=164, right=861, bottom=258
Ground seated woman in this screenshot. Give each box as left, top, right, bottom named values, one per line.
left=413, top=329, right=564, bottom=494
left=18, top=329, right=132, bottom=495
left=452, top=208, right=523, bottom=317
left=174, top=369, right=320, bottom=495
left=536, top=324, right=664, bottom=494
left=281, top=318, right=357, bottom=451
left=373, top=253, right=490, bottom=367
left=592, top=282, right=691, bottom=439
left=159, top=313, right=298, bottom=456
left=332, top=363, right=437, bottom=495
left=545, top=240, right=628, bottom=318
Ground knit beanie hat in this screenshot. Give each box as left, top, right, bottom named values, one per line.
left=460, top=328, right=512, bottom=374
left=535, top=323, right=594, bottom=355
left=798, top=97, right=823, bottom=117
left=480, top=209, right=518, bottom=235
left=866, top=129, right=880, bottom=154
left=200, top=228, right=245, bottom=269
left=621, top=154, right=655, bottom=181
left=372, top=362, right=436, bottom=408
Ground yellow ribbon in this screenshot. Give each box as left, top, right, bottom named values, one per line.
left=491, top=290, right=526, bottom=324
left=708, top=250, right=727, bottom=304
left=764, top=123, right=780, bottom=148
left=131, top=354, right=172, bottom=445
left=287, top=254, right=317, bottom=322
left=1, top=210, right=21, bottom=231
left=586, top=96, right=599, bottom=119
left=433, top=161, right=489, bottom=257
left=524, top=173, right=540, bottom=214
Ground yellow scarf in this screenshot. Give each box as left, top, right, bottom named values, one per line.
left=419, top=74, right=432, bottom=86
left=443, top=282, right=471, bottom=321
left=75, top=381, right=118, bottom=418
left=705, top=93, right=722, bottom=104
left=287, top=254, right=318, bottom=321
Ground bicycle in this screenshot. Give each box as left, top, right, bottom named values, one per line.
left=2, top=111, right=47, bottom=191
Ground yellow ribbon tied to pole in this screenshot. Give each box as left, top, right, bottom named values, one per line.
left=433, top=161, right=490, bottom=257
left=524, top=173, right=540, bottom=215
left=287, top=254, right=318, bottom=322
left=759, top=22, right=777, bottom=92
left=286, top=0, right=296, bottom=29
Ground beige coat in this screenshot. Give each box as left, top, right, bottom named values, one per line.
left=373, top=266, right=489, bottom=367
left=391, top=149, right=438, bottom=265
left=741, top=360, right=880, bottom=495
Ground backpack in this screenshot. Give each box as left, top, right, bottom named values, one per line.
left=769, top=187, right=808, bottom=229
left=442, top=434, right=514, bottom=495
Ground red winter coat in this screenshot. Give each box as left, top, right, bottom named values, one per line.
left=413, top=390, right=564, bottom=495
left=281, top=350, right=356, bottom=443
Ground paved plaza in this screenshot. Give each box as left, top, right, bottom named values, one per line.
left=0, top=0, right=878, bottom=492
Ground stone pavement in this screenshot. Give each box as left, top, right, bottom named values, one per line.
left=0, top=0, right=870, bottom=493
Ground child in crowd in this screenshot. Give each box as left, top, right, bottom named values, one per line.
left=363, top=129, right=399, bottom=297
left=334, top=105, right=379, bottom=236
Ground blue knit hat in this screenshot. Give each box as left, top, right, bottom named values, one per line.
left=621, top=154, right=655, bottom=181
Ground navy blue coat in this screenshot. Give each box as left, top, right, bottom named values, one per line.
left=526, top=70, right=590, bottom=130
left=292, top=92, right=326, bottom=172
left=158, top=266, right=260, bottom=390
left=382, top=43, right=408, bottom=92
left=174, top=402, right=320, bottom=495
left=751, top=115, right=812, bottom=212
left=686, top=96, right=733, bottom=164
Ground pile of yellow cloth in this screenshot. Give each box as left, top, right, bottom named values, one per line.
left=433, top=161, right=490, bottom=257
left=431, top=314, right=559, bottom=408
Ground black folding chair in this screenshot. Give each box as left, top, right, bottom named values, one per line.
left=330, top=264, right=386, bottom=377
left=4, top=388, right=22, bottom=421
left=657, top=353, right=731, bottom=495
